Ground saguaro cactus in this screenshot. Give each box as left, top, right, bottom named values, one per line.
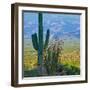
left=31, top=12, right=50, bottom=74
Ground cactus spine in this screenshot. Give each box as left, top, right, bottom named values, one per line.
left=31, top=12, right=50, bottom=74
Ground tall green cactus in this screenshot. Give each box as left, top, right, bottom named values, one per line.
left=31, top=12, right=50, bottom=74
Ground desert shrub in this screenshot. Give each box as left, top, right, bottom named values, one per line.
left=57, top=64, right=80, bottom=75
left=44, top=40, right=64, bottom=75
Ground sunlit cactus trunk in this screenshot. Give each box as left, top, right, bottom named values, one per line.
left=31, top=12, right=50, bottom=75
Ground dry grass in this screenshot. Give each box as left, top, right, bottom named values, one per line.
left=24, top=49, right=38, bottom=70
left=24, top=48, right=80, bottom=71
left=60, top=50, right=80, bottom=68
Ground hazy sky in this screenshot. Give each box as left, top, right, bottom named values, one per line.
left=23, top=11, right=80, bottom=42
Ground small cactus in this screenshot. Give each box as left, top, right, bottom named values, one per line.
left=44, top=48, right=59, bottom=75
left=44, top=40, right=64, bottom=75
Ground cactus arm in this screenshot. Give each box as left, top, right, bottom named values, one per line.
left=44, top=29, right=50, bottom=49
left=31, top=33, right=38, bottom=50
